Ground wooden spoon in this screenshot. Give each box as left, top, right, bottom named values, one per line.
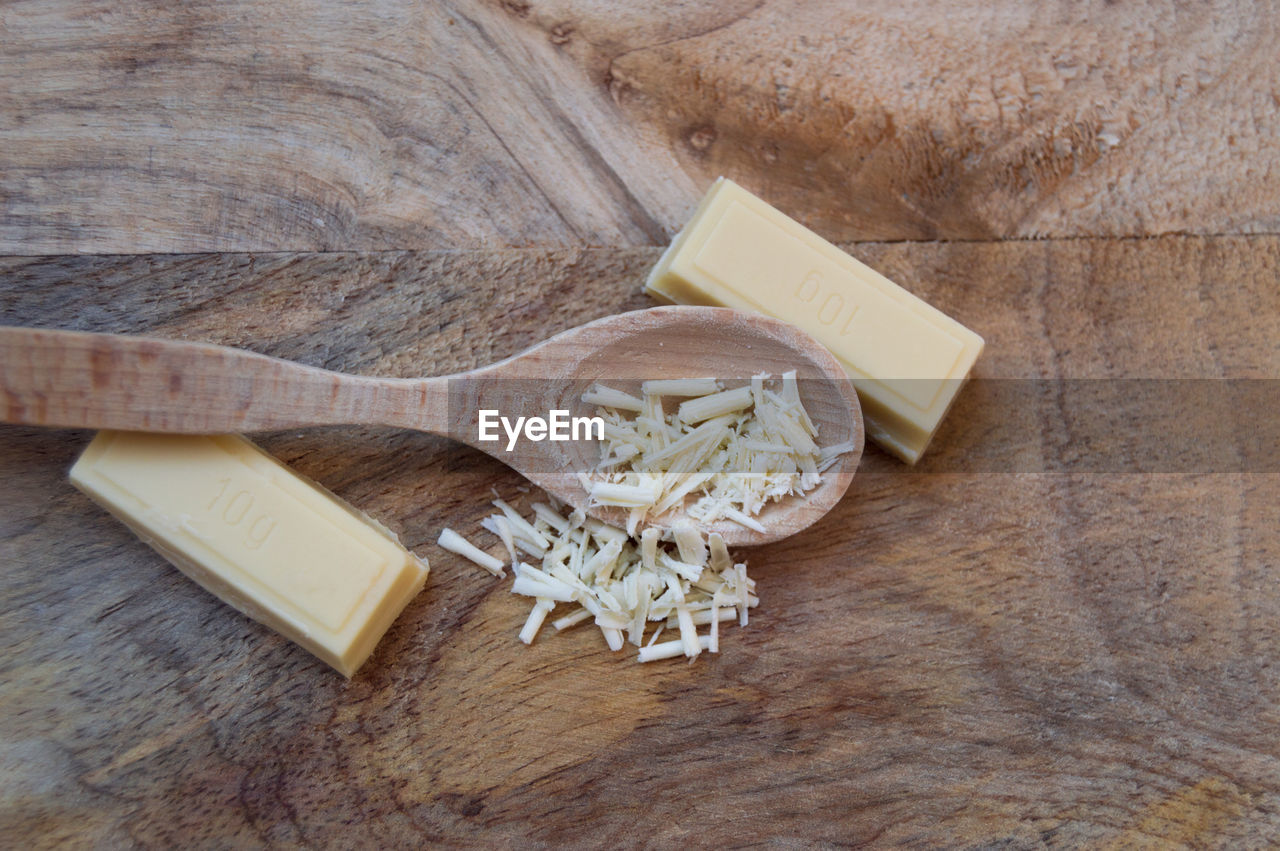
left=0, top=307, right=862, bottom=545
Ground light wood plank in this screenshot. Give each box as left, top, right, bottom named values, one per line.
left=2, top=238, right=1278, bottom=845
left=3, top=2, right=1277, bottom=252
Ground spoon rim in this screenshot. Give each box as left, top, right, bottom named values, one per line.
left=477, top=306, right=864, bottom=546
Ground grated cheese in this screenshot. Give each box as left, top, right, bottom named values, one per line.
left=638, top=635, right=713, bottom=663
left=437, top=527, right=505, bottom=576
left=640, top=378, right=722, bottom=397
left=678, top=386, right=756, bottom=424
left=519, top=599, right=554, bottom=645
left=582, top=372, right=852, bottom=531
left=491, top=515, right=517, bottom=569
left=438, top=492, right=758, bottom=661
left=435, top=372, right=851, bottom=661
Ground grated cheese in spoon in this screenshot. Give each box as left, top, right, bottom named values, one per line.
left=582, top=372, right=854, bottom=532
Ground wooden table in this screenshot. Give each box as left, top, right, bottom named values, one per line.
left=3, top=2, right=1278, bottom=846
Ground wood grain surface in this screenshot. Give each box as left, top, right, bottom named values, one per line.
left=3, top=0, right=1279, bottom=252
left=5, top=0, right=1280, bottom=845
left=3, top=239, right=1279, bottom=846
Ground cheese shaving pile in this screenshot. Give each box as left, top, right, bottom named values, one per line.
left=580, top=372, right=854, bottom=534
left=438, top=499, right=756, bottom=662
left=434, top=373, right=855, bottom=661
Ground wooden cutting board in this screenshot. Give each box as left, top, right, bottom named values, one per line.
left=3, top=1, right=1279, bottom=847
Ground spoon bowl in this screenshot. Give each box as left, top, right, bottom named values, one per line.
left=0, top=307, right=862, bottom=545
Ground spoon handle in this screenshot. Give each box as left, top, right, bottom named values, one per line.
left=0, top=327, right=449, bottom=435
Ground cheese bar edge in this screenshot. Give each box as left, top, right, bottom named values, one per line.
left=69, top=431, right=429, bottom=677
left=646, top=178, right=983, bottom=463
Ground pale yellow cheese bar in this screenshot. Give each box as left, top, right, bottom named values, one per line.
left=646, top=177, right=984, bottom=463
left=70, top=431, right=428, bottom=677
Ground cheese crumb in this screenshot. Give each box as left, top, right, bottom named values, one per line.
left=437, top=528, right=505, bottom=576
